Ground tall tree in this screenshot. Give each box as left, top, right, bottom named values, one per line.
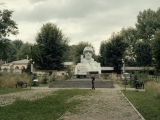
left=135, top=41, right=152, bottom=66
left=152, top=30, right=160, bottom=69
left=0, top=9, right=18, bottom=61
left=34, top=23, right=69, bottom=70
left=119, top=27, right=138, bottom=66
left=100, top=34, right=128, bottom=72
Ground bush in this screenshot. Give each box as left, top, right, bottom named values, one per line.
left=0, top=72, right=30, bottom=88
left=42, top=75, right=48, bottom=84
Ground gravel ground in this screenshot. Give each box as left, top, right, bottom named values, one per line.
left=0, top=86, right=143, bottom=120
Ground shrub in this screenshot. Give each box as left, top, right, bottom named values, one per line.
left=42, top=75, right=48, bottom=84
left=0, top=72, right=30, bottom=88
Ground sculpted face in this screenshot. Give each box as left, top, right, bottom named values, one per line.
left=83, top=46, right=94, bottom=60
left=84, top=50, right=92, bottom=60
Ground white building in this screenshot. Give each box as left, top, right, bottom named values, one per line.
left=0, top=59, right=29, bottom=73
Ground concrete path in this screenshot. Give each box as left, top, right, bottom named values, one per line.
left=58, top=87, right=144, bottom=120
left=0, top=85, right=145, bottom=120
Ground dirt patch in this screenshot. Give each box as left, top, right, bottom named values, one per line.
left=0, top=88, right=58, bottom=106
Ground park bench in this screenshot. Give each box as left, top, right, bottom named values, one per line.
left=134, top=80, right=144, bottom=89
left=16, top=81, right=27, bottom=88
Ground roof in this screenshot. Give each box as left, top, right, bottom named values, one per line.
left=11, top=59, right=29, bottom=64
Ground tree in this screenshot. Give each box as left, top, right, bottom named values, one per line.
left=99, top=41, right=107, bottom=66
left=63, top=45, right=76, bottom=62
left=0, top=9, right=18, bottom=38
left=135, top=41, right=152, bottom=66
left=99, top=34, right=128, bottom=72
left=0, top=9, right=18, bottom=61
left=0, top=38, right=11, bottom=60
left=152, top=30, right=160, bottom=69
left=7, top=43, right=17, bottom=62
left=136, top=8, right=160, bottom=41
left=18, top=42, right=31, bottom=60
left=119, top=27, right=138, bottom=66
left=34, top=23, right=69, bottom=70
left=11, top=40, right=23, bottom=50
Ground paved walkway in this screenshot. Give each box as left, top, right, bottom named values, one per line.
left=0, top=85, right=145, bottom=120
left=58, top=87, right=144, bottom=120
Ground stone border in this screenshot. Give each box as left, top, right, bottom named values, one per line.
left=119, top=90, right=145, bottom=120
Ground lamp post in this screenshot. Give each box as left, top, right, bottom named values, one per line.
left=30, top=46, right=34, bottom=89
left=122, top=59, right=127, bottom=90
left=122, top=59, right=125, bottom=73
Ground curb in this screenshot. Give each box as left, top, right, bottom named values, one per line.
left=119, top=90, right=145, bottom=120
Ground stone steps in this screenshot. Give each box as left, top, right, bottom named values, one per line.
left=49, top=78, right=114, bottom=88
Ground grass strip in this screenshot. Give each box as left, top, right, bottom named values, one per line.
left=0, top=89, right=91, bottom=120
left=122, top=86, right=160, bottom=120
left=0, top=87, right=29, bottom=95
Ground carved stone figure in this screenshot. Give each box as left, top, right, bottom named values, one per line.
left=75, top=46, right=101, bottom=77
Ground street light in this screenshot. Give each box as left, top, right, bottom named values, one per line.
left=122, top=59, right=127, bottom=90
left=122, top=59, right=125, bottom=73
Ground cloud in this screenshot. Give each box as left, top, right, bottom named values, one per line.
left=4, top=0, right=160, bottom=54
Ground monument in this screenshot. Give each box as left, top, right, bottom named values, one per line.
left=75, top=46, right=101, bottom=78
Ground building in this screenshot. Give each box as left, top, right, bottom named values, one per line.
left=0, top=59, right=29, bottom=73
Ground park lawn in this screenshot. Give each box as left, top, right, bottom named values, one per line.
left=122, top=86, right=160, bottom=120
left=0, top=89, right=91, bottom=120
left=0, top=87, right=29, bottom=95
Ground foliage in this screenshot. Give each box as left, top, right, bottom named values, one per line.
left=42, top=74, right=48, bottom=84
left=7, top=40, right=31, bottom=62
left=0, top=72, right=30, bottom=88
left=136, top=8, right=159, bottom=41
left=152, top=30, right=160, bottom=69
left=135, top=41, right=152, bottom=66
left=0, top=9, right=18, bottom=38
left=64, top=66, right=74, bottom=80
left=0, top=89, right=91, bottom=120
left=0, top=38, right=11, bottom=60
left=62, top=45, right=75, bottom=62
left=34, top=23, right=69, bottom=70
left=119, top=27, right=138, bottom=66
left=100, top=34, right=128, bottom=72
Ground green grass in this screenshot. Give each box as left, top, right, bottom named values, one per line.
left=122, top=86, right=160, bottom=120
left=0, top=89, right=91, bottom=120
left=0, top=87, right=29, bottom=95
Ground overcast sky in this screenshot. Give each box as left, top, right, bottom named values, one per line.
left=1, top=0, right=160, bottom=54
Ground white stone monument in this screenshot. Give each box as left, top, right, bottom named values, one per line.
left=75, top=46, right=101, bottom=77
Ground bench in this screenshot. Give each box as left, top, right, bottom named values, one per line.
left=16, top=81, right=27, bottom=88
left=134, top=80, right=144, bottom=89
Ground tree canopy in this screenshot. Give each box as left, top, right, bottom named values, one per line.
left=0, top=9, right=18, bottom=38
left=152, top=30, right=160, bottom=69
left=100, top=34, right=128, bottom=72
left=0, top=9, right=18, bottom=61
left=33, top=23, right=69, bottom=70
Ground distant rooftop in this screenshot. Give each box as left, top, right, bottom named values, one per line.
left=11, top=59, right=29, bottom=64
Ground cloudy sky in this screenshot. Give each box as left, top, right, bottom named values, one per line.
left=1, top=0, right=160, bottom=54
